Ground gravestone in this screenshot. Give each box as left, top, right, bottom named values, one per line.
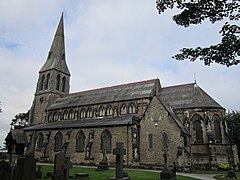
left=109, top=142, right=130, bottom=180
left=96, top=150, right=109, bottom=171
left=52, top=152, right=73, bottom=180
left=160, top=133, right=174, bottom=180
left=0, top=160, right=11, bottom=180
left=52, top=152, right=65, bottom=180
left=63, top=157, right=72, bottom=180
left=12, top=153, right=36, bottom=180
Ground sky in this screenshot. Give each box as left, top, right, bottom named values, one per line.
left=0, top=0, right=239, bottom=147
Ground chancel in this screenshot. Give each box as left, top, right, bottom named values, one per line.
left=23, top=14, right=238, bottom=171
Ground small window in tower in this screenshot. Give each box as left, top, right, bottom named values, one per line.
left=56, top=74, right=60, bottom=90
left=148, top=133, right=154, bottom=149
left=45, top=73, right=50, bottom=89
left=62, top=77, right=66, bottom=92
left=40, top=75, right=45, bottom=91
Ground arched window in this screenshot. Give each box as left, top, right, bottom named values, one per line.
left=86, top=108, right=92, bottom=118
left=80, top=109, right=85, bottom=119
left=129, top=104, right=136, bottom=114
left=53, top=112, right=59, bottom=121
left=148, top=133, right=153, bottom=149
left=101, top=130, right=112, bottom=153
left=192, top=114, right=203, bottom=143
left=120, top=104, right=127, bottom=115
left=76, top=130, right=85, bottom=152
left=56, top=74, right=60, bottom=90
left=213, top=114, right=222, bottom=143
left=62, top=76, right=66, bottom=92
left=69, top=110, right=75, bottom=119
left=40, top=74, right=45, bottom=91
left=99, top=106, right=105, bottom=117
left=106, top=106, right=113, bottom=116
left=45, top=73, right=50, bottom=89
left=36, top=133, right=44, bottom=151
left=63, top=110, right=68, bottom=120
left=48, top=112, right=53, bottom=122
left=54, top=132, right=63, bottom=152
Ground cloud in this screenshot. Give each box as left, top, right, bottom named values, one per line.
left=0, top=0, right=239, bottom=147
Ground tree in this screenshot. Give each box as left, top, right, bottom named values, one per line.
left=11, top=111, right=29, bottom=128
left=156, top=0, right=240, bottom=67
left=225, top=110, right=240, bottom=161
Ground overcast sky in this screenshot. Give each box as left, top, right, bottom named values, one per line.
left=0, top=0, right=239, bottom=147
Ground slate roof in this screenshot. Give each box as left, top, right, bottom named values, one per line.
left=47, top=78, right=160, bottom=110
left=157, top=96, right=190, bottom=135
left=159, top=83, right=224, bottom=110
left=24, top=115, right=135, bottom=131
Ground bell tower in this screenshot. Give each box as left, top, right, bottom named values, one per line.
left=29, top=14, right=71, bottom=125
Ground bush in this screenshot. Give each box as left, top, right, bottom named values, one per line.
left=217, top=163, right=230, bottom=171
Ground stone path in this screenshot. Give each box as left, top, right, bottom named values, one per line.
left=177, top=172, right=217, bottom=180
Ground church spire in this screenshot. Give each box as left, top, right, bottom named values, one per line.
left=40, top=13, right=70, bottom=75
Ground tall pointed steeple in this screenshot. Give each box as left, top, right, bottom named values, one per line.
left=40, top=13, right=70, bottom=75
left=29, top=14, right=71, bottom=125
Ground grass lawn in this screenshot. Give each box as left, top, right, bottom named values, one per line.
left=38, top=165, right=196, bottom=180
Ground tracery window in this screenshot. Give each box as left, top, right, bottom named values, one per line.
left=192, top=114, right=203, bottom=143
left=48, top=112, right=53, bottom=122
left=99, top=106, right=105, bottom=117
left=53, top=112, right=59, bottom=121
left=129, top=103, right=136, bottom=114
left=36, top=133, right=44, bottom=151
left=106, top=106, right=113, bottom=116
left=148, top=133, right=153, bottom=149
left=80, top=109, right=85, bottom=118
left=120, top=104, right=127, bottom=115
left=101, top=129, right=112, bottom=153
left=76, top=130, right=85, bottom=152
left=63, top=110, right=68, bottom=120
left=56, top=74, right=60, bottom=90
left=86, top=108, right=92, bottom=118
left=54, top=132, right=63, bottom=152
left=45, top=73, right=50, bottom=89
left=213, top=114, right=222, bottom=143
left=69, top=110, right=75, bottom=119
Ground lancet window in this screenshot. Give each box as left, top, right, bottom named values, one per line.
left=76, top=130, right=85, bottom=152
left=54, top=132, right=63, bottom=152
left=213, top=114, right=222, bottom=143
left=101, top=129, right=112, bottom=154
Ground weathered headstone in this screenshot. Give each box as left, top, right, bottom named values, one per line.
left=96, top=150, right=109, bottom=171
left=160, top=133, right=174, bottom=180
left=227, top=169, right=237, bottom=179
left=52, top=152, right=65, bottom=180
left=12, top=153, right=36, bottom=180
left=63, top=157, right=72, bottom=180
left=0, top=160, right=11, bottom=180
left=109, top=142, right=130, bottom=180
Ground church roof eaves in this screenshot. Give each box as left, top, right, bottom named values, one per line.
left=47, top=78, right=160, bottom=110
left=24, top=115, right=135, bottom=131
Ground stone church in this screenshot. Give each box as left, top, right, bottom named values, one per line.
left=24, top=14, right=238, bottom=171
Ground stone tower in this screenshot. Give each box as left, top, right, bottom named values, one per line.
left=29, top=14, right=70, bottom=125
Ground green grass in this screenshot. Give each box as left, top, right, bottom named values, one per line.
left=38, top=165, right=196, bottom=180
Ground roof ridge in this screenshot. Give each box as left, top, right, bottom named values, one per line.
left=162, top=82, right=195, bottom=89
left=69, top=78, right=159, bottom=96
